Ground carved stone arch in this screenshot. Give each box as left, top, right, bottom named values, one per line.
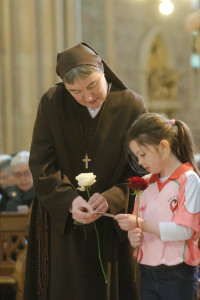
left=139, top=27, right=162, bottom=101
left=139, top=27, right=180, bottom=113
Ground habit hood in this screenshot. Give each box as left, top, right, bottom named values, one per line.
left=56, top=42, right=127, bottom=90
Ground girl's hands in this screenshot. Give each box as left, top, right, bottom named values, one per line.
left=114, top=214, right=137, bottom=231
left=128, top=227, right=143, bottom=248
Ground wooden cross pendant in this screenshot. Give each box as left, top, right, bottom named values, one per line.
left=82, top=153, right=91, bottom=169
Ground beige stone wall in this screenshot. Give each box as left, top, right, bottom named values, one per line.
left=0, top=0, right=78, bottom=154
left=106, top=0, right=200, bottom=150
left=0, top=0, right=200, bottom=154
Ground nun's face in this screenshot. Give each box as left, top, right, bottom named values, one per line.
left=64, top=71, right=108, bottom=109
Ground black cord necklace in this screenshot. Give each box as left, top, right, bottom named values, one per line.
left=76, top=80, right=110, bottom=169
left=77, top=98, right=108, bottom=169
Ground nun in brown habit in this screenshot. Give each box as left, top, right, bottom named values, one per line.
left=23, top=42, right=147, bottom=300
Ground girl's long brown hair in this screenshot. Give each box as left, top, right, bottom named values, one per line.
left=126, top=113, right=200, bottom=177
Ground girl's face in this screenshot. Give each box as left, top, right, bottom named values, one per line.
left=64, top=71, right=107, bottom=109
left=129, top=140, right=165, bottom=175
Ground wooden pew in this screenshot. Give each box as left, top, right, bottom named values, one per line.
left=0, top=212, right=30, bottom=300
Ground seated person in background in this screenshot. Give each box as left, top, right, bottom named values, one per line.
left=0, top=158, right=16, bottom=211
left=0, top=154, right=13, bottom=196
left=0, top=154, right=12, bottom=163
left=194, top=153, right=200, bottom=170
left=4, top=151, right=35, bottom=212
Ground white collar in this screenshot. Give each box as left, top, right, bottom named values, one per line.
left=87, top=106, right=102, bottom=118
left=159, top=176, right=169, bottom=183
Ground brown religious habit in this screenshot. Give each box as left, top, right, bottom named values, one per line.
left=24, top=42, right=147, bottom=300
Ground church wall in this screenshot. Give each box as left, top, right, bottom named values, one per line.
left=112, top=0, right=200, bottom=151
left=0, top=0, right=199, bottom=154
left=114, top=0, right=191, bottom=100
left=82, top=0, right=106, bottom=57
left=82, top=0, right=200, bottom=150
left=0, top=0, right=76, bottom=154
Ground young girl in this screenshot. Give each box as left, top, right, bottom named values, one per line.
left=115, top=113, right=200, bottom=300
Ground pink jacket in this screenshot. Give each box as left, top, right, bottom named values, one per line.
left=133, top=163, right=200, bottom=266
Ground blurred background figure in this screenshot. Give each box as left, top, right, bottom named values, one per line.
left=0, top=157, right=16, bottom=211
left=0, top=159, right=15, bottom=190
left=4, top=151, right=35, bottom=212
left=0, top=154, right=12, bottom=163
left=194, top=153, right=200, bottom=170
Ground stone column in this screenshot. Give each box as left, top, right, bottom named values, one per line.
left=36, top=0, right=57, bottom=89
left=65, top=0, right=82, bottom=46
left=0, top=0, right=82, bottom=154
left=104, top=0, right=116, bottom=69
left=11, top=0, right=38, bottom=152
left=0, top=0, right=14, bottom=153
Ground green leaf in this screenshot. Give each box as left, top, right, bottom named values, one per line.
left=73, top=220, right=85, bottom=226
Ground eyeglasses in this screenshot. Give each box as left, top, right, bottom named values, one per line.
left=14, top=170, right=32, bottom=179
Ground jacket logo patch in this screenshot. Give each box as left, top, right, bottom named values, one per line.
left=139, top=205, right=147, bottom=212
left=170, top=199, right=178, bottom=213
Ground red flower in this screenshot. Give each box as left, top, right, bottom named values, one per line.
left=128, top=176, right=148, bottom=282
left=128, top=176, right=148, bottom=192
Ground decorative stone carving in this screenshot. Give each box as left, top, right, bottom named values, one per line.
left=148, top=67, right=181, bottom=101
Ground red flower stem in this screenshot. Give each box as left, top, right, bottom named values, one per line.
left=134, top=191, right=140, bottom=282
left=136, top=190, right=140, bottom=227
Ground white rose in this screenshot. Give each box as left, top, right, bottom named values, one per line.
left=75, top=172, right=96, bottom=190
